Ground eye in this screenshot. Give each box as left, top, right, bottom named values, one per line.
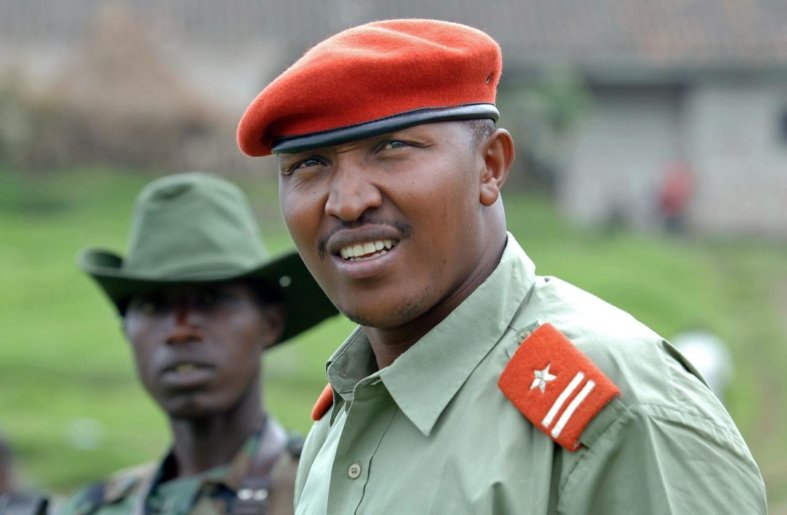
left=378, top=140, right=409, bottom=152
left=128, top=294, right=167, bottom=315
left=281, top=156, right=328, bottom=176
left=194, top=289, right=221, bottom=308
left=194, top=290, right=217, bottom=307
left=194, top=288, right=239, bottom=309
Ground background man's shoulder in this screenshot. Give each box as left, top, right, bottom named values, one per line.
left=57, top=463, right=155, bottom=515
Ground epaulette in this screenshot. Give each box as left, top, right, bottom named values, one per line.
left=498, top=323, right=620, bottom=451
left=311, top=384, right=334, bottom=421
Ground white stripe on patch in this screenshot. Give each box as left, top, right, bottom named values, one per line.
left=551, top=379, right=596, bottom=438
left=542, top=372, right=584, bottom=428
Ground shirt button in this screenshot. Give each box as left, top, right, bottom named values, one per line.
left=347, top=462, right=362, bottom=479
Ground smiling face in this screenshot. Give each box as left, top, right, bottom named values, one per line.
left=278, top=121, right=512, bottom=343
left=123, top=282, right=282, bottom=419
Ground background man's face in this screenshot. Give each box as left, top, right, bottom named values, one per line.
left=124, top=283, right=273, bottom=418
left=278, top=121, right=490, bottom=329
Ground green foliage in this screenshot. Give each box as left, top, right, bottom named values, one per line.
left=1, top=169, right=786, bottom=508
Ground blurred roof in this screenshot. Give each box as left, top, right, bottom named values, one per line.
left=2, top=0, right=787, bottom=79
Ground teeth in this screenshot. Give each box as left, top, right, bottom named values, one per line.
left=174, top=363, right=197, bottom=373
left=339, top=240, right=396, bottom=260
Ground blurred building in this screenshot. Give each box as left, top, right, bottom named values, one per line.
left=1, top=0, right=786, bottom=236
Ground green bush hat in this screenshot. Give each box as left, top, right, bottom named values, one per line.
left=78, top=172, right=337, bottom=345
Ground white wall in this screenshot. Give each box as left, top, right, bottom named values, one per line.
left=685, top=78, right=787, bottom=237
left=559, top=87, right=683, bottom=230
left=560, top=79, right=787, bottom=238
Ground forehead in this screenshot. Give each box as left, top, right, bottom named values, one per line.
left=131, top=281, right=251, bottom=299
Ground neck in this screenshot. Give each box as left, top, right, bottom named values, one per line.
left=366, top=233, right=506, bottom=369
left=167, top=381, right=265, bottom=479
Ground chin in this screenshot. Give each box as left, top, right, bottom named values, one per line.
left=166, top=405, right=211, bottom=420
left=161, top=396, right=219, bottom=420
left=339, top=298, right=423, bottom=329
left=340, top=309, right=378, bottom=327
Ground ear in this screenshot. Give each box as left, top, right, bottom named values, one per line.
left=479, top=129, right=515, bottom=207
left=259, top=304, right=286, bottom=350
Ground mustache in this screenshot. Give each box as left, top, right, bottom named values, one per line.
left=317, top=214, right=413, bottom=259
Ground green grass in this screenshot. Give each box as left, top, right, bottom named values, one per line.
left=1, top=168, right=786, bottom=510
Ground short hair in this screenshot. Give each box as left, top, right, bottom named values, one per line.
left=462, top=119, right=497, bottom=147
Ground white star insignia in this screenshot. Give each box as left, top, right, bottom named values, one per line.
left=531, top=364, right=557, bottom=393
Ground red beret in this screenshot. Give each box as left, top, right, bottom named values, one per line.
left=237, top=19, right=502, bottom=156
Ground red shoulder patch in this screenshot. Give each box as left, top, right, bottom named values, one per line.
left=498, top=323, right=620, bottom=451
left=311, top=383, right=334, bottom=421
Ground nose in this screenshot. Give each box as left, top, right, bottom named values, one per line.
left=324, top=160, right=382, bottom=222
left=165, top=302, right=204, bottom=345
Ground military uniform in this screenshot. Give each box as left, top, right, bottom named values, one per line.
left=60, top=420, right=299, bottom=515
left=0, top=492, right=49, bottom=515
left=294, top=234, right=767, bottom=514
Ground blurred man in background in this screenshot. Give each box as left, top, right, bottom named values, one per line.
left=58, top=172, right=335, bottom=515
left=237, top=19, right=767, bottom=513
left=657, top=160, right=695, bottom=233
left=0, top=432, right=49, bottom=515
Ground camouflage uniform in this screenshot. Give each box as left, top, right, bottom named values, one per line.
left=59, top=421, right=299, bottom=515
left=0, top=491, right=49, bottom=515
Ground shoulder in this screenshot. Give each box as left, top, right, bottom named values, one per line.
left=59, top=463, right=155, bottom=515
left=1, top=491, right=50, bottom=515
left=269, top=429, right=304, bottom=480
left=498, top=322, right=622, bottom=451
left=526, top=276, right=710, bottom=409
left=509, top=276, right=749, bottom=448
left=497, top=320, right=766, bottom=510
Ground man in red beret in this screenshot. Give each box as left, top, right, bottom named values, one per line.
left=238, top=19, right=766, bottom=514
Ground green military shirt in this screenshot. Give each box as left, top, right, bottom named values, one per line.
left=294, top=234, right=767, bottom=514
left=60, top=422, right=297, bottom=515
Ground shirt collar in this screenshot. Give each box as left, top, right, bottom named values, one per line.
left=326, top=233, right=536, bottom=436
